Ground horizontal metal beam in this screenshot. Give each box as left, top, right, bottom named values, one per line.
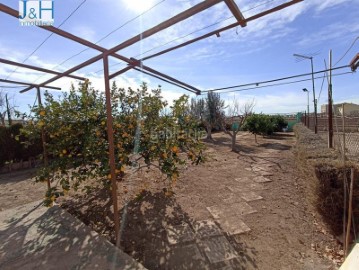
left=109, top=63, right=200, bottom=94
left=130, top=58, right=200, bottom=94
left=224, top=0, right=246, bottom=27
left=350, top=53, right=359, bottom=71
left=0, top=78, right=61, bottom=90
left=141, top=0, right=303, bottom=62
left=132, top=67, right=199, bottom=94
left=19, top=55, right=103, bottom=93
left=0, top=1, right=214, bottom=93
left=109, top=66, right=134, bottom=80
left=105, top=0, right=223, bottom=56
left=0, top=58, right=86, bottom=81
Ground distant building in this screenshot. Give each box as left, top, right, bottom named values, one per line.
left=321, top=102, right=359, bottom=116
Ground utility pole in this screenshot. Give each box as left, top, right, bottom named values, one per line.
left=36, top=87, right=50, bottom=191
left=303, top=88, right=310, bottom=128
left=294, top=53, right=318, bottom=133
left=310, top=57, right=318, bottom=134
left=328, top=50, right=333, bottom=148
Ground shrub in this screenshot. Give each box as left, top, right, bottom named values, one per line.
left=0, top=123, right=42, bottom=167
left=22, top=81, right=205, bottom=206
left=243, top=114, right=288, bottom=142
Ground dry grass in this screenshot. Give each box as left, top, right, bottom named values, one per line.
left=294, top=124, right=359, bottom=237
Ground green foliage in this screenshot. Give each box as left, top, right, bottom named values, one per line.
left=205, top=91, right=225, bottom=128
left=22, top=81, right=205, bottom=206
left=189, top=92, right=226, bottom=139
left=271, top=115, right=288, bottom=132
left=243, top=114, right=287, bottom=136
left=0, top=123, right=42, bottom=167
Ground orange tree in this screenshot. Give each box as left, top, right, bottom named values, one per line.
left=22, top=81, right=204, bottom=206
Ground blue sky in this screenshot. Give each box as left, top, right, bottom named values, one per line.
left=0, top=0, right=359, bottom=114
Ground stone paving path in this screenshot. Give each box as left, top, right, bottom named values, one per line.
left=0, top=201, right=146, bottom=270
left=163, top=159, right=275, bottom=269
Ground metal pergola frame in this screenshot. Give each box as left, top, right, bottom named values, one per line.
left=0, top=0, right=302, bottom=245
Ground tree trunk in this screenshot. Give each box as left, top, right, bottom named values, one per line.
left=206, top=124, right=213, bottom=140
left=231, top=133, right=236, bottom=151
left=206, top=126, right=213, bottom=140
left=5, top=94, right=12, bottom=126
left=254, top=134, right=257, bottom=144
left=0, top=115, right=5, bottom=126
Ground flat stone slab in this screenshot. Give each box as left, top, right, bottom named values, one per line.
left=166, top=223, right=195, bottom=245
left=234, top=177, right=251, bottom=183
left=217, top=216, right=251, bottom=235
left=238, top=191, right=263, bottom=202
left=164, top=243, right=208, bottom=270
left=259, top=171, right=274, bottom=177
left=0, top=201, right=146, bottom=270
left=206, top=202, right=257, bottom=220
left=253, top=176, right=272, bottom=183
left=251, top=166, right=269, bottom=172
left=221, top=193, right=244, bottom=204
left=193, top=220, right=223, bottom=239
left=200, top=236, right=239, bottom=264
left=228, top=182, right=264, bottom=192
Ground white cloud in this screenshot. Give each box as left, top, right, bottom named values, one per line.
left=296, top=22, right=359, bottom=47
left=308, top=0, right=353, bottom=12
left=70, top=25, right=97, bottom=42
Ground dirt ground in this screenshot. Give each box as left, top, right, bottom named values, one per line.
left=0, top=169, right=46, bottom=212
left=0, top=132, right=343, bottom=269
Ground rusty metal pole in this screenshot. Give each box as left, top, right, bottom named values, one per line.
left=328, top=50, right=333, bottom=148
left=103, top=54, right=120, bottom=246
left=345, top=168, right=354, bottom=257
left=342, top=104, right=346, bottom=159
left=36, top=87, right=50, bottom=190
left=310, top=57, right=318, bottom=134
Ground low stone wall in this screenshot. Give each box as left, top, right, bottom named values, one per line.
left=0, top=159, right=42, bottom=174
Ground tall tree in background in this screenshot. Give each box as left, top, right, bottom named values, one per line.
left=5, top=94, right=12, bottom=126
left=222, top=98, right=255, bottom=151
left=0, top=91, right=16, bottom=126
left=204, top=91, right=225, bottom=140
left=189, top=92, right=225, bottom=140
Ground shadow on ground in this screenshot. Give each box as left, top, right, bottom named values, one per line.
left=205, top=136, right=256, bottom=154
left=119, top=191, right=258, bottom=269
left=0, top=168, right=37, bottom=185
left=258, top=142, right=291, bottom=151
left=0, top=200, right=142, bottom=270
left=62, top=188, right=258, bottom=269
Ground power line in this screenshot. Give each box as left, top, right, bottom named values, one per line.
left=5, top=0, right=88, bottom=81
left=102, top=0, right=276, bottom=73
left=133, top=0, right=276, bottom=60
left=0, top=85, right=24, bottom=88
left=200, top=71, right=353, bottom=95
left=334, top=36, right=359, bottom=67
left=44, top=0, right=166, bottom=79
left=202, top=65, right=349, bottom=92
left=317, top=71, right=326, bottom=103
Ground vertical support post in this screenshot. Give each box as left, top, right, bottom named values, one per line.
left=307, top=91, right=310, bottom=127
left=328, top=50, right=333, bottom=148
left=103, top=54, right=120, bottom=246
left=345, top=168, right=354, bottom=257
left=342, top=104, right=346, bottom=159
left=311, top=58, right=317, bottom=134
left=304, top=111, right=306, bottom=125
left=37, top=87, right=50, bottom=190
